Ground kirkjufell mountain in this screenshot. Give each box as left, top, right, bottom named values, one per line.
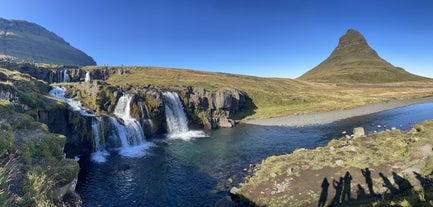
left=298, top=29, right=429, bottom=83
left=0, top=17, right=96, bottom=66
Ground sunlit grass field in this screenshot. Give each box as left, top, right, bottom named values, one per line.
left=84, top=66, right=433, bottom=120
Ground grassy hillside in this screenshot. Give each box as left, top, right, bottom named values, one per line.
left=0, top=18, right=96, bottom=66
left=0, top=67, right=79, bottom=206
left=84, top=66, right=433, bottom=120
left=298, top=29, right=431, bottom=83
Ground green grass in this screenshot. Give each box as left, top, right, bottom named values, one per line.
left=0, top=67, right=80, bottom=206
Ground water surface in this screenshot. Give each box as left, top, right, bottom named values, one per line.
left=77, top=102, right=433, bottom=207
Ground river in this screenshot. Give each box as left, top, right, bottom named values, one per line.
left=76, top=102, right=433, bottom=207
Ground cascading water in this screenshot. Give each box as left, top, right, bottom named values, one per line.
left=162, top=91, right=207, bottom=140
left=85, top=71, right=91, bottom=83
left=49, top=86, right=93, bottom=116
left=91, top=118, right=109, bottom=163
left=49, top=72, right=54, bottom=83
left=112, top=94, right=154, bottom=157
left=58, top=70, right=70, bottom=82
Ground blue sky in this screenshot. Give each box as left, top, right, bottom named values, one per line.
left=1, top=0, right=432, bottom=78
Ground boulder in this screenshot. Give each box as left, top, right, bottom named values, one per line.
left=230, top=187, right=240, bottom=195
left=353, top=127, right=365, bottom=138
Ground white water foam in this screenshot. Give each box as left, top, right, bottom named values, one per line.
left=90, top=118, right=109, bottom=163
left=85, top=71, right=91, bottom=83
left=162, top=91, right=207, bottom=140
left=49, top=86, right=93, bottom=116
left=112, top=94, right=154, bottom=157
left=58, top=70, right=70, bottom=82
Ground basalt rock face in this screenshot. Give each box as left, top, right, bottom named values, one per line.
left=298, top=29, right=430, bottom=83
left=66, top=81, right=246, bottom=133
left=50, top=67, right=131, bottom=83
left=90, top=67, right=131, bottom=81
left=175, top=86, right=246, bottom=129
left=35, top=108, right=93, bottom=156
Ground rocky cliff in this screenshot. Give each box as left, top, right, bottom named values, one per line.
left=177, top=86, right=246, bottom=128
left=54, top=67, right=248, bottom=130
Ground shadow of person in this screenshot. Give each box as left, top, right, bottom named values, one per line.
left=356, top=184, right=367, bottom=200
left=361, top=168, right=377, bottom=197
left=392, top=172, right=413, bottom=194
left=342, top=171, right=352, bottom=204
left=414, top=171, right=433, bottom=190
left=329, top=177, right=343, bottom=207
left=318, top=178, right=329, bottom=207
left=379, top=172, right=398, bottom=196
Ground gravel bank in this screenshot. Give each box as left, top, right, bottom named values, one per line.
left=245, top=96, right=433, bottom=126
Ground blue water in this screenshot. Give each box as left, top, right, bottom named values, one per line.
left=76, top=102, right=433, bottom=207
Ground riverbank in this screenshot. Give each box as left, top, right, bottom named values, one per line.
left=237, top=120, right=433, bottom=207
left=245, top=96, right=433, bottom=126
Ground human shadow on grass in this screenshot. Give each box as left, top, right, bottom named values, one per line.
left=320, top=172, right=352, bottom=207
left=414, top=171, right=433, bottom=190
left=361, top=168, right=379, bottom=198
left=328, top=177, right=343, bottom=207
left=318, top=178, right=329, bottom=207
left=341, top=171, right=352, bottom=204
left=318, top=170, right=433, bottom=207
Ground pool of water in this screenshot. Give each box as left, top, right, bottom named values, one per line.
left=76, top=102, right=433, bottom=207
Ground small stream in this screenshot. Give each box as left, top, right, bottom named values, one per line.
left=76, top=102, right=433, bottom=207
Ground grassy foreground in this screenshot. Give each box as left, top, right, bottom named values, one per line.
left=239, top=121, right=433, bottom=207
left=84, top=66, right=433, bottom=120
left=0, top=67, right=79, bottom=206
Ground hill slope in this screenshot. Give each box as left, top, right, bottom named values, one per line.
left=298, top=29, right=429, bottom=83
left=0, top=17, right=96, bottom=66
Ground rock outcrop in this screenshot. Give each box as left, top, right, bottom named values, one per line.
left=65, top=80, right=247, bottom=132
left=178, top=87, right=246, bottom=128
left=35, top=108, right=94, bottom=156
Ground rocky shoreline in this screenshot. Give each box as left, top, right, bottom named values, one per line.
left=245, top=96, right=433, bottom=127
left=229, top=121, right=433, bottom=207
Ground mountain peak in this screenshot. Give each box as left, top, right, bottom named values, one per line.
left=297, top=29, right=430, bottom=83
left=0, top=17, right=96, bottom=66
left=336, top=29, right=367, bottom=49
left=329, top=29, right=378, bottom=60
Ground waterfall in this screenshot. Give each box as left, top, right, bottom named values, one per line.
left=91, top=118, right=109, bottom=163
left=112, top=94, right=154, bottom=157
left=57, top=70, right=70, bottom=82
left=49, top=87, right=154, bottom=161
left=85, top=71, right=91, bottom=83
left=49, top=72, right=54, bottom=83
left=162, top=91, right=207, bottom=140
left=48, top=86, right=93, bottom=116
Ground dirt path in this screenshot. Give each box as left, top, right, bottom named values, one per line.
left=245, top=96, right=433, bottom=126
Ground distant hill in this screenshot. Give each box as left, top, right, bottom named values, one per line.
left=298, top=29, right=430, bottom=83
left=0, top=17, right=96, bottom=66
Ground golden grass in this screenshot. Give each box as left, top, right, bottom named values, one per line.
left=83, top=66, right=433, bottom=120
